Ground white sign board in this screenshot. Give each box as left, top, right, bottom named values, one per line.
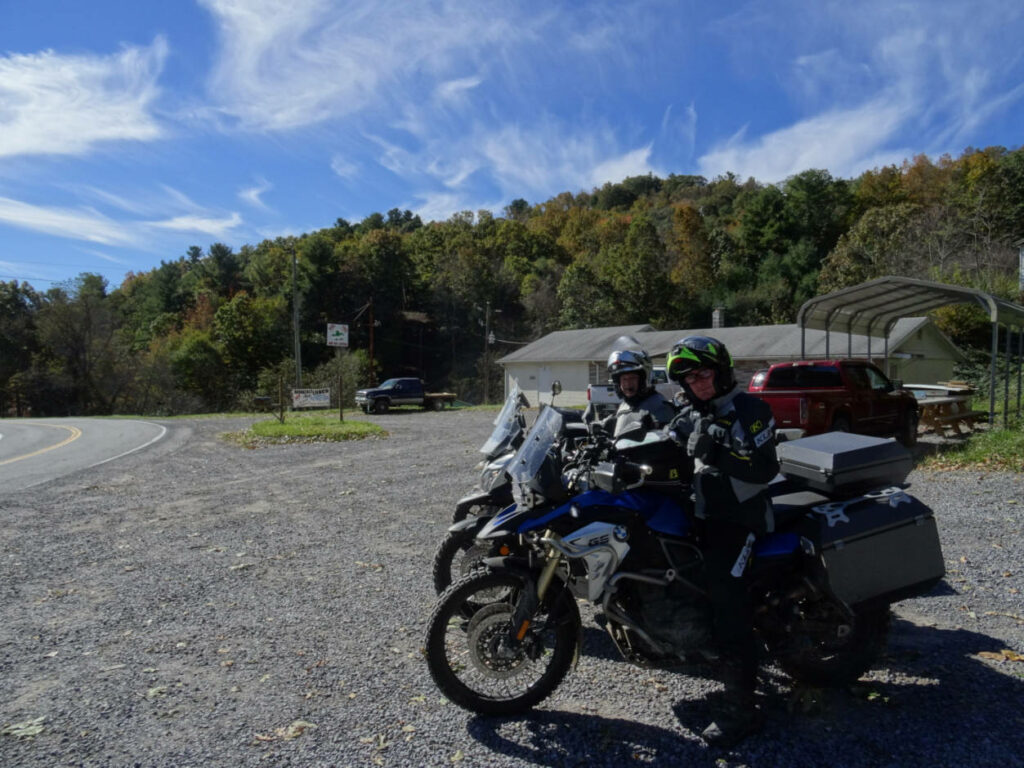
left=327, top=323, right=349, bottom=347
left=292, top=388, right=331, bottom=408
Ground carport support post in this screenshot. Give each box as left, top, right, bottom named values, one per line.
left=1005, top=326, right=1012, bottom=429
left=989, top=322, right=998, bottom=426
left=338, top=371, right=344, bottom=422
left=1011, top=325, right=1019, bottom=421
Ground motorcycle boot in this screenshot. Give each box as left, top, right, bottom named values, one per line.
left=701, top=654, right=762, bottom=748
left=700, top=690, right=762, bottom=748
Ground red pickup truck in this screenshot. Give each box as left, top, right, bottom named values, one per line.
left=747, top=359, right=919, bottom=446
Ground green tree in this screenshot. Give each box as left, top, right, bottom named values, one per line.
left=170, top=328, right=228, bottom=410
left=33, top=274, right=132, bottom=414
left=0, top=280, right=41, bottom=415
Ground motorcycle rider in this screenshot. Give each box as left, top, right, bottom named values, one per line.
left=665, top=335, right=779, bottom=748
left=595, top=337, right=676, bottom=437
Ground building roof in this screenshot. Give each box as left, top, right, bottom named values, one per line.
left=497, top=324, right=653, bottom=363
left=497, top=317, right=963, bottom=365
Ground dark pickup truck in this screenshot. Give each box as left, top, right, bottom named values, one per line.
left=355, top=378, right=457, bottom=414
left=747, top=359, right=919, bottom=445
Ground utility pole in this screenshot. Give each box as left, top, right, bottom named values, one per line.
left=483, top=300, right=491, bottom=405
left=368, top=296, right=376, bottom=386
left=292, top=245, right=302, bottom=387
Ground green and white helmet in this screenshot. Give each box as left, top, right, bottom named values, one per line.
left=666, top=335, right=736, bottom=399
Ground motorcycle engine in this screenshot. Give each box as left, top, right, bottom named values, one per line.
left=635, top=581, right=713, bottom=654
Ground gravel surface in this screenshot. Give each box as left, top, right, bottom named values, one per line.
left=1, top=410, right=1022, bottom=768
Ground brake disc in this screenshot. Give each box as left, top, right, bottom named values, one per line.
left=466, top=603, right=527, bottom=679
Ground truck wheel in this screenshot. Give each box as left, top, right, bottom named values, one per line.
left=898, top=411, right=918, bottom=447
left=831, top=415, right=851, bottom=433
left=374, top=399, right=390, bottom=414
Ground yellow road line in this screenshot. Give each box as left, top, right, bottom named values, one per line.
left=0, top=424, right=82, bottom=466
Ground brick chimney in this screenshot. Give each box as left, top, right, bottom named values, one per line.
left=712, top=306, right=726, bottom=328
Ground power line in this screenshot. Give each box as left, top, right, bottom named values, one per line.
left=0, top=275, right=62, bottom=283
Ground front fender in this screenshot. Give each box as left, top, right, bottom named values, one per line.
left=453, top=490, right=496, bottom=522
left=447, top=515, right=489, bottom=535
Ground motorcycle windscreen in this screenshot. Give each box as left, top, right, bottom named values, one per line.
left=507, top=406, right=563, bottom=486
left=480, top=380, right=524, bottom=455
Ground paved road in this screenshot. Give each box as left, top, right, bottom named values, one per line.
left=0, top=417, right=167, bottom=492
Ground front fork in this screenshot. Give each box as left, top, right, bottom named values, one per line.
left=510, top=530, right=563, bottom=642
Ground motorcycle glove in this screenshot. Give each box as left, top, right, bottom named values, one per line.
left=706, top=422, right=730, bottom=446
left=687, top=429, right=717, bottom=463
left=667, top=411, right=695, bottom=443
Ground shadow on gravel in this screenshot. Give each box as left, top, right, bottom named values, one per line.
left=466, top=710, right=708, bottom=766
left=691, top=616, right=1024, bottom=766
left=465, top=618, right=1024, bottom=767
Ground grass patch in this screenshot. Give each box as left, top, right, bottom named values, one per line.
left=920, top=424, right=1024, bottom=471
left=228, top=412, right=387, bottom=447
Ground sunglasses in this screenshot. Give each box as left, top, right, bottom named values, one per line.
left=683, top=369, right=715, bottom=385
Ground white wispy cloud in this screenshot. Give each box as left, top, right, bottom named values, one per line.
left=146, top=212, right=243, bottom=238
left=478, top=121, right=658, bottom=198
left=589, top=145, right=659, bottom=187
left=330, top=155, right=359, bottom=180
left=81, top=247, right=133, bottom=266
left=434, top=76, right=483, bottom=106
left=239, top=177, right=273, bottom=209
left=703, top=1, right=1024, bottom=180
left=198, top=0, right=515, bottom=131
left=410, top=192, right=469, bottom=223
left=0, top=196, right=138, bottom=245
left=0, top=37, right=167, bottom=158
left=698, top=99, right=912, bottom=182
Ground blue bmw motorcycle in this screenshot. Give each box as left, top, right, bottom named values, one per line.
left=425, top=407, right=945, bottom=716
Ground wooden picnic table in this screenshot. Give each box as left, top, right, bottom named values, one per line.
left=916, top=394, right=988, bottom=434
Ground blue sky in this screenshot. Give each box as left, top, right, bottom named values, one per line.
left=1, top=0, right=1022, bottom=291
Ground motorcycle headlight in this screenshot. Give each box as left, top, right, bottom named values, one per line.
left=479, top=456, right=513, bottom=492
left=511, top=482, right=539, bottom=510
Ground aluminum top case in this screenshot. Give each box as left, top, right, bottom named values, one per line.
left=776, top=432, right=913, bottom=496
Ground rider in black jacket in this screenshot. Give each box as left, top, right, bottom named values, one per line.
left=597, top=337, right=676, bottom=436
left=666, top=335, right=779, bottom=748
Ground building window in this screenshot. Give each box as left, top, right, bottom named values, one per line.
left=589, top=362, right=606, bottom=385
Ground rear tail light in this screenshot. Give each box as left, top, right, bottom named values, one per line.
left=587, top=388, right=592, bottom=402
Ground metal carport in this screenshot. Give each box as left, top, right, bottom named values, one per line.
left=796, top=276, right=1024, bottom=427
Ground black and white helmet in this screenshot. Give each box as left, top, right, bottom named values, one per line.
left=607, top=337, right=653, bottom=399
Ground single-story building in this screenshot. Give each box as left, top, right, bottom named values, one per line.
left=496, top=318, right=964, bottom=407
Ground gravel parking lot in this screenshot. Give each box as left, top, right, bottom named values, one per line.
left=1, top=410, right=1022, bottom=767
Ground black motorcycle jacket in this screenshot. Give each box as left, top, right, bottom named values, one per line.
left=681, top=388, right=779, bottom=533
left=602, top=389, right=676, bottom=437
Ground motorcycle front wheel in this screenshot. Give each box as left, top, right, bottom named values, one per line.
left=766, top=600, right=891, bottom=687
left=424, top=571, right=580, bottom=716
left=431, top=529, right=493, bottom=595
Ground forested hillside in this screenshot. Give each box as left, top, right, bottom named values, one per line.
left=3, top=146, right=1023, bottom=416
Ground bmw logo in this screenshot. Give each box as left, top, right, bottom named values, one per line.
left=613, top=525, right=628, bottom=542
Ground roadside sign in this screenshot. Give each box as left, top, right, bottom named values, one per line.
left=327, top=323, right=349, bottom=347
left=292, top=388, right=331, bottom=408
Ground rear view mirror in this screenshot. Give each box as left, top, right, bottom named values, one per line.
left=551, top=380, right=562, bottom=396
